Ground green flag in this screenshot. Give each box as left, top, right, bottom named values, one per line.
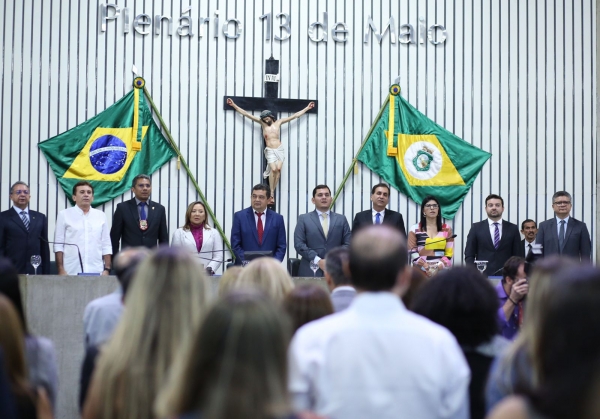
left=39, top=81, right=176, bottom=207
left=357, top=86, right=491, bottom=219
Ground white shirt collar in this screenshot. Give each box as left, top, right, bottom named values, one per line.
left=372, top=208, right=386, bottom=216
left=12, top=206, right=29, bottom=215
left=332, top=285, right=355, bottom=293
left=556, top=215, right=570, bottom=224
left=487, top=218, right=503, bottom=226
left=317, top=209, right=331, bottom=217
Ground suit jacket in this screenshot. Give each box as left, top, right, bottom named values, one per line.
left=294, top=210, right=352, bottom=277
left=230, top=207, right=286, bottom=264
left=0, top=208, right=50, bottom=274
left=171, top=227, right=224, bottom=271
left=352, top=209, right=406, bottom=237
left=110, top=198, right=169, bottom=255
left=536, top=217, right=591, bottom=262
left=464, top=220, right=522, bottom=276
left=330, top=287, right=356, bottom=312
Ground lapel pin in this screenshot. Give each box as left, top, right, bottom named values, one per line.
left=152, top=207, right=155, bottom=210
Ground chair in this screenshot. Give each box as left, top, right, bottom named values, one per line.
left=287, top=258, right=300, bottom=277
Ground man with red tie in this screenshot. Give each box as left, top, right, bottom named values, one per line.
left=230, top=184, right=287, bottom=264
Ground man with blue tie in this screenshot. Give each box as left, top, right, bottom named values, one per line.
left=536, top=191, right=591, bottom=262
left=464, top=194, right=521, bottom=276
left=230, top=184, right=287, bottom=264
left=351, top=183, right=406, bottom=237
left=294, top=185, right=352, bottom=277
left=0, top=181, right=50, bottom=274
left=110, top=174, right=169, bottom=256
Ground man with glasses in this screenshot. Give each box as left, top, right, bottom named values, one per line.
left=536, top=191, right=591, bottom=262
left=0, top=181, right=50, bottom=274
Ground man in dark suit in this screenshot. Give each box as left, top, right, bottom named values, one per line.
left=520, top=219, right=538, bottom=259
left=324, top=247, right=356, bottom=312
left=110, top=174, right=169, bottom=256
left=464, top=194, right=522, bottom=276
left=536, top=191, right=591, bottom=262
left=352, top=183, right=406, bottom=237
left=230, top=184, right=286, bottom=264
left=294, top=185, right=352, bottom=277
left=0, top=181, right=50, bottom=274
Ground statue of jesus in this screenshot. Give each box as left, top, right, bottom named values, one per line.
left=227, top=98, right=315, bottom=201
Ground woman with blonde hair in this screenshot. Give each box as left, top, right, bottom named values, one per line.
left=156, top=291, right=301, bottom=419
left=171, top=201, right=223, bottom=275
left=82, top=247, right=211, bottom=419
left=231, top=257, right=294, bottom=303
left=485, top=256, right=579, bottom=412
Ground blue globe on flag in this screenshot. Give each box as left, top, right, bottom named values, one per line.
left=89, top=135, right=128, bottom=174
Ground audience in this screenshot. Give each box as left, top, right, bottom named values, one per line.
left=230, top=257, right=295, bottom=303
left=485, top=256, right=578, bottom=412
left=82, top=247, right=210, bottom=419
left=283, top=284, right=333, bottom=333
left=288, top=225, right=470, bottom=418
left=400, top=267, right=428, bottom=308
left=0, top=294, right=53, bottom=419
left=217, top=266, right=243, bottom=297
left=155, top=290, right=306, bottom=419
left=488, top=265, right=600, bottom=419
left=411, top=267, right=509, bottom=419
left=323, top=247, right=355, bottom=312
left=0, top=349, right=17, bottom=419
left=0, top=258, right=58, bottom=410
left=83, top=247, right=151, bottom=348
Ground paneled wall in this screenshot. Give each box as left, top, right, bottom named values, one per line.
left=1, top=0, right=597, bottom=264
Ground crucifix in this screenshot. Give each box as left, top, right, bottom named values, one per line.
left=224, top=58, right=317, bottom=209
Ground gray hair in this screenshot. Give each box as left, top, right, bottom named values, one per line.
left=325, top=247, right=351, bottom=286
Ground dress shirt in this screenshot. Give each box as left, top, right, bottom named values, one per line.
left=254, top=210, right=266, bottom=227
left=488, top=219, right=503, bottom=243
left=54, top=206, right=112, bottom=274
left=83, top=288, right=123, bottom=348
left=556, top=215, right=570, bottom=236
left=313, top=210, right=331, bottom=264
left=495, top=281, right=522, bottom=340
left=13, top=206, right=30, bottom=223
left=289, top=292, right=470, bottom=419
left=371, top=208, right=386, bottom=224
left=134, top=197, right=150, bottom=219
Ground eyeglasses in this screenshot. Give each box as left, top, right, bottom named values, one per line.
left=553, top=201, right=571, bottom=206
left=424, top=204, right=439, bottom=209
left=12, top=190, right=29, bottom=195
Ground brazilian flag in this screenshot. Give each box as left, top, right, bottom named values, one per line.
left=39, top=78, right=176, bottom=207
left=357, top=85, right=491, bottom=219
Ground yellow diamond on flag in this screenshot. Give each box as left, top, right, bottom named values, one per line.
left=63, top=126, right=148, bottom=181
left=394, top=134, right=465, bottom=186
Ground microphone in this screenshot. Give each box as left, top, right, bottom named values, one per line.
left=40, top=237, right=86, bottom=275
left=408, top=234, right=457, bottom=255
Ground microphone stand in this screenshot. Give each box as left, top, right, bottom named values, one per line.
left=40, top=237, right=87, bottom=275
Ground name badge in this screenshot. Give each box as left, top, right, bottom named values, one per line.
left=139, top=220, right=148, bottom=231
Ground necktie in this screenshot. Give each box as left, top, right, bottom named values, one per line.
left=493, top=222, right=500, bottom=249
left=20, top=211, right=29, bottom=230
left=527, top=243, right=532, bottom=258
left=256, top=212, right=264, bottom=245
left=558, top=220, right=565, bottom=252
left=139, top=202, right=147, bottom=220
left=322, top=213, right=329, bottom=238
left=375, top=212, right=381, bottom=224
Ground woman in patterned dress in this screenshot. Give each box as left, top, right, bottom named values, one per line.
left=407, top=196, right=454, bottom=277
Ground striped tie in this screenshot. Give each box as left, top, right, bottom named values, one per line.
left=20, top=211, right=29, bottom=230
left=493, top=222, right=500, bottom=249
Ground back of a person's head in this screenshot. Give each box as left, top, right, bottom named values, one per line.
left=0, top=294, right=29, bottom=394
left=401, top=267, right=428, bottom=308
left=112, top=247, right=151, bottom=297
left=325, top=247, right=351, bottom=286
left=349, top=225, right=408, bottom=291
left=155, top=290, right=292, bottom=419
left=233, top=258, right=294, bottom=302
left=93, top=247, right=211, bottom=419
left=218, top=267, right=243, bottom=297
left=283, top=283, right=334, bottom=333
left=530, top=265, right=600, bottom=419
left=0, top=258, right=28, bottom=334
left=411, top=267, right=499, bottom=347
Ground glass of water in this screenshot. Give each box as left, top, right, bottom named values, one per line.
left=474, top=260, right=488, bottom=275
left=309, top=261, right=319, bottom=277
left=30, top=255, right=42, bottom=275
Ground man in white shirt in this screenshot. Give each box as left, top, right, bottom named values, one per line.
left=54, top=181, right=112, bottom=275
left=324, top=246, right=355, bottom=312
left=288, top=225, right=470, bottom=419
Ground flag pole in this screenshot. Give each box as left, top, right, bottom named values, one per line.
left=330, top=94, right=390, bottom=208
left=139, top=83, right=236, bottom=262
